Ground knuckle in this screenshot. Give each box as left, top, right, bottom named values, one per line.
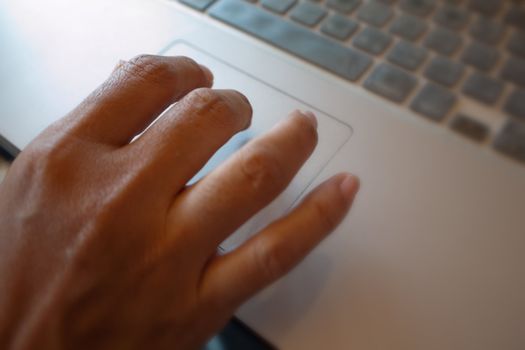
left=187, top=88, right=228, bottom=111
left=122, top=54, right=175, bottom=84
left=312, top=199, right=339, bottom=232
left=20, top=138, right=74, bottom=184
left=253, top=239, right=287, bottom=282
left=292, top=113, right=318, bottom=148
left=26, top=133, right=68, bottom=165
left=174, top=55, right=199, bottom=69
left=239, top=146, right=283, bottom=194
left=185, top=89, right=243, bottom=129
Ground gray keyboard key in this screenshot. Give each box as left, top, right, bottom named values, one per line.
left=500, top=56, right=525, bottom=88
left=353, top=26, right=393, bottom=55
left=321, top=14, right=359, bottom=40
left=434, top=4, right=470, bottom=30
left=210, top=0, right=372, bottom=81
left=179, top=0, right=215, bottom=11
left=469, top=16, right=504, bottom=45
left=364, top=63, right=418, bottom=102
left=411, top=83, right=457, bottom=121
left=389, top=14, right=427, bottom=41
left=425, top=56, right=465, bottom=87
left=261, top=0, right=297, bottom=14
left=467, top=0, right=502, bottom=15
left=462, top=72, right=504, bottom=105
left=387, top=40, right=428, bottom=71
left=357, top=0, right=393, bottom=27
left=461, top=41, right=499, bottom=71
left=493, top=120, right=525, bottom=163
left=450, top=114, right=489, bottom=142
left=508, top=30, right=525, bottom=59
left=504, top=6, right=525, bottom=31
left=400, top=0, right=436, bottom=17
left=327, top=0, right=361, bottom=14
left=505, top=89, right=525, bottom=121
left=290, top=2, right=327, bottom=26
left=424, top=27, right=462, bottom=55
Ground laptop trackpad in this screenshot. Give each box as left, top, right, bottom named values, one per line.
left=163, top=42, right=352, bottom=250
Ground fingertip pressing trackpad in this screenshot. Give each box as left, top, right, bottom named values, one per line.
left=163, top=42, right=352, bottom=249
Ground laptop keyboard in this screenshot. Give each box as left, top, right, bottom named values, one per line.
left=178, top=0, right=525, bottom=164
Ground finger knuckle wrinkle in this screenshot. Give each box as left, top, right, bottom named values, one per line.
left=312, top=199, right=338, bottom=232
left=239, top=147, right=282, bottom=193
left=293, top=114, right=318, bottom=148
left=124, top=55, right=174, bottom=84
left=189, top=88, right=229, bottom=111
left=254, top=240, right=286, bottom=281
left=186, top=89, right=241, bottom=129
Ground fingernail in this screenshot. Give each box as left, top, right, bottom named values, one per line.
left=199, top=64, right=214, bottom=85
left=302, top=110, right=318, bottom=129
left=340, top=174, right=359, bottom=202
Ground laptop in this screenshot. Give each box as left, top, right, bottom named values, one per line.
left=1, top=0, right=525, bottom=348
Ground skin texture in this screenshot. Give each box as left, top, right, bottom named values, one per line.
left=0, top=55, right=359, bottom=350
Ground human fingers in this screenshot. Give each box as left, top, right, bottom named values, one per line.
left=201, top=173, right=359, bottom=306
left=64, top=55, right=213, bottom=146
left=131, top=88, right=252, bottom=193
left=168, top=110, right=318, bottom=253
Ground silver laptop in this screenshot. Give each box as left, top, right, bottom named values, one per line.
left=1, top=0, right=525, bottom=348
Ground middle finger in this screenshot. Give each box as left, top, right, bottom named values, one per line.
left=132, top=88, right=252, bottom=193
left=168, top=110, right=318, bottom=253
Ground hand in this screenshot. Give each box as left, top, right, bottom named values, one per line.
left=0, top=55, right=359, bottom=350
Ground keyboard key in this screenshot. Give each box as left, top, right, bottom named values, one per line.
left=389, top=14, right=427, bottom=41
left=469, top=16, right=504, bottom=45
left=179, top=0, right=215, bottom=11
left=450, top=114, right=489, bottom=142
left=425, top=56, right=465, bottom=87
left=364, top=63, right=417, bottom=103
left=357, top=0, right=393, bottom=27
left=261, top=0, right=297, bottom=14
left=290, top=2, right=327, bottom=27
left=327, top=0, right=361, bottom=14
left=505, top=89, right=525, bottom=121
left=353, top=26, right=393, bottom=55
left=493, top=120, right=525, bottom=163
left=321, top=14, right=359, bottom=40
left=210, top=0, right=372, bottom=81
left=424, top=27, right=462, bottom=56
left=461, top=41, right=499, bottom=71
left=411, top=83, right=456, bottom=121
left=387, top=40, right=428, bottom=71
left=508, top=30, right=525, bottom=59
left=504, top=5, right=525, bottom=31
left=467, top=0, right=503, bottom=16
left=462, top=72, right=504, bottom=105
left=400, top=0, right=436, bottom=17
left=500, top=56, right=525, bottom=88
left=434, top=4, right=470, bottom=30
